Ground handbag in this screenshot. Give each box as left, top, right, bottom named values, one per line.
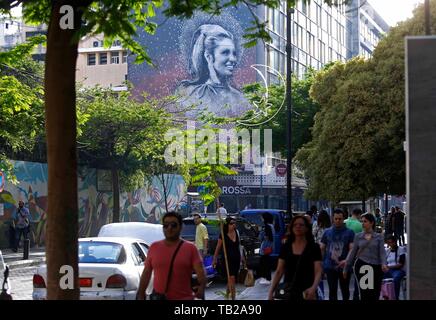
left=263, top=246, right=273, bottom=255
left=149, top=240, right=184, bottom=300
left=380, top=279, right=396, bottom=300
left=238, top=268, right=248, bottom=284
left=274, top=282, right=304, bottom=300
left=244, top=270, right=255, bottom=287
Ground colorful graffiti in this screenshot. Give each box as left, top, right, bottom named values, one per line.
left=0, top=161, right=186, bottom=249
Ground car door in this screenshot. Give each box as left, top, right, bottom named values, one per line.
left=135, top=242, right=153, bottom=295
left=130, top=243, right=146, bottom=286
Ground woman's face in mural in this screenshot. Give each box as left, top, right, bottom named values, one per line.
left=210, top=37, right=237, bottom=78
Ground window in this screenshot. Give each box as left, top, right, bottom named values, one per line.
left=131, top=244, right=144, bottom=266
left=87, top=53, right=96, bottom=66
left=78, top=241, right=126, bottom=264
left=99, top=52, right=107, bottom=65
left=122, top=51, right=128, bottom=63
left=93, top=41, right=99, bottom=47
left=111, top=51, right=120, bottom=64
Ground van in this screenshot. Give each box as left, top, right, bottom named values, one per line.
left=98, top=222, right=165, bottom=246
left=239, top=209, right=289, bottom=257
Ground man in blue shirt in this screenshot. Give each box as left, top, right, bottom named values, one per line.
left=12, top=201, right=32, bottom=252
left=320, top=208, right=355, bottom=300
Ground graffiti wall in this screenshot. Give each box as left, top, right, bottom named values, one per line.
left=0, top=161, right=186, bottom=249
left=128, top=7, right=257, bottom=119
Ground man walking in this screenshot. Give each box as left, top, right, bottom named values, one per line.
left=344, top=208, right=363, bottom=234
left=216, top=203, right=227, bottom=216
left=137, top=211, right=206, bottom=300
left=13, top=201, right=32, bottom=252
left=392, top=206, right=406, bottom=246
left=320, top=208, right=355, bottom=300
left=193, top=214, right=209, bottom=257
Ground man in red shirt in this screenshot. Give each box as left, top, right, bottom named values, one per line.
left=137, top=211, right=206, bottom=300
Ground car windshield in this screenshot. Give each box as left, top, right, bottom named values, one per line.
left=78, top=241, right=126, bottom=264
left=241, top=212, right=264, bottom=227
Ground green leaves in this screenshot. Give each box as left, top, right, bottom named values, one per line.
left=77, top=87, right=172, bottom=191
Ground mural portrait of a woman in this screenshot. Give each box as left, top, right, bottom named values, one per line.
left=176, top=24, right=251, bottom=118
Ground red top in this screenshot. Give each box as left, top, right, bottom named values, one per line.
left=145, top=239, right=202, bottom=300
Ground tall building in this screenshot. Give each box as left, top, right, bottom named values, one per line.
left=259, top=0, right=389, bottom=83
left=259, top=0, right=349, bottom=82
left=346, top=0, right=390, bottom=60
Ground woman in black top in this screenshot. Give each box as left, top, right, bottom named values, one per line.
left=213, top=217, right=244, bottom=300
left=268, top=215, right=323, bottom=300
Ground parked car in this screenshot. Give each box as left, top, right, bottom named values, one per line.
left=239, top=209, right=290, bottom=258
left=181, top=216, right=261, bottom=280
left=32, top=237, right=154, bottom=300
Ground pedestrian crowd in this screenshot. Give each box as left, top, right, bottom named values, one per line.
left=134, top=202, right=407, bottom=301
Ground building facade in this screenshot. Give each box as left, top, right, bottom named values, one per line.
left=259, top=0, right=389, bottom=82
left=76, top=35, right=128, bottom=90
left=346, top=0, right=390, bottom=60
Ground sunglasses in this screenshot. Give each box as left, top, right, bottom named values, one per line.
left=229, top=222, right=236, bottom=225
left=163, top=222, right=179, bottom=229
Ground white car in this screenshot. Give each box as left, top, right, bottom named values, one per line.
left=32, top=237, right=153, bottom=300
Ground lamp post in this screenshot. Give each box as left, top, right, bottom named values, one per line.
left=425, top=0, right=431, bottom=35
left=286, top=5, right=294, bottom=216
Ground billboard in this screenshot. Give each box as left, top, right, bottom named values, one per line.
left=406, top=36, right=436, bottom=299
left=128, top=7, right=257, bottom=119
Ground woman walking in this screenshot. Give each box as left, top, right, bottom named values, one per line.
left=268, top=215, right=322, bottom=300
left=343, top=213, right=388, bottom=300
left=213, top=217, right=244, bottom=300
left=258, top=213, right=274, bottom=284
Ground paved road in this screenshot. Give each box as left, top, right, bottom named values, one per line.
left=8, top=265, right=405, bottom=300
left=9, top=265, right=36, bottom=300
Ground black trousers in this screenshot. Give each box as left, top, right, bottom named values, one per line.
left=15, top=227, right=29, bottom=250
left=353, top=259, right=383, bottom=301
left=325, top=269, right=351, bottom=300
left=258, top=255, right=272, bottom=280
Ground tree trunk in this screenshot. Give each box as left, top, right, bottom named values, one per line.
left=161, top=173, right=169, bottom=213
left=45, top=3, right=83, bottom=299
left=112, top=167, right=120, bottom=223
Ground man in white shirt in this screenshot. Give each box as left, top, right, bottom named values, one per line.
left=216, top=203, right=227, bottom=216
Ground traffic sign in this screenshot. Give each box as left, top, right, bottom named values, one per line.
left=275, top=164, right=287, bottom=177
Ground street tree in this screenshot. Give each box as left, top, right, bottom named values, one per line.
left=77, top=88, right=171, bottom=223
left=1, top=0, right=350, bottom=300
left=295, top=1, right=436, bottom=203
left=240, top=69, right=321, bottom=158
left=0, top=36, right=45, bottom=183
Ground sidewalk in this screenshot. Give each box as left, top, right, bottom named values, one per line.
left=0, top=247, right=46, bottom=270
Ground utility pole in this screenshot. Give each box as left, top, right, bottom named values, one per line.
left=286, top=4, right=294, bottom=216
left=425, top=0, right=431, bottom=35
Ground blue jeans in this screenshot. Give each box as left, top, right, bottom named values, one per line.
left=383, top=269, right=406, bottom=300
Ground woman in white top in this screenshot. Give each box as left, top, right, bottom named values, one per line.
left=383, top=234, right=406, bottom=300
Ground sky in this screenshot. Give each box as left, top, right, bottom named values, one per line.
left=368, top=0, right=425, bottom=26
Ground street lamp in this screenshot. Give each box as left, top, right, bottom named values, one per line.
left=286, top=5, right=294, bottom=216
